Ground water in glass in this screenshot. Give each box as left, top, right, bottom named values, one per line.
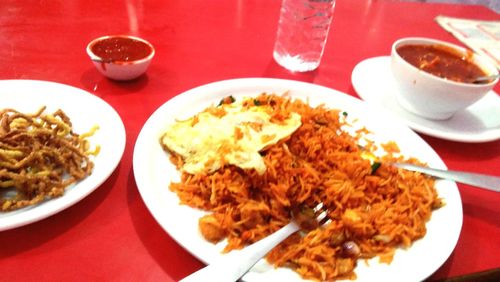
left=273, top=0, right=336, bottom=72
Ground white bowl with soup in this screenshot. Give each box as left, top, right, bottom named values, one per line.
left=390, top=37, right=498, bottom=120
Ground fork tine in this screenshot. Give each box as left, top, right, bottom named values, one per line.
left=313, top=202, right=330, bottom=226
left=313, top=202, right=324, bottom=212
left=292, top=202, right=330, bottom=230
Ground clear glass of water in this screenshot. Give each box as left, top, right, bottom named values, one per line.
left=273, top=0, right=336, bottom=72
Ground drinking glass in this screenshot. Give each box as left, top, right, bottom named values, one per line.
left=273, top=0, right=336, bottom=72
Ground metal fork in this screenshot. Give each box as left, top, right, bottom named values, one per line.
left=180, top=204, right=328, bottom=282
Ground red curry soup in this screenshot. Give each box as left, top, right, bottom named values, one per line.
left=396, top=44, right=490, bottom=84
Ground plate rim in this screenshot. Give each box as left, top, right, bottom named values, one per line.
left=0, top=79, right=126, bottom=231
left=133, top=77, right=463, bottom=282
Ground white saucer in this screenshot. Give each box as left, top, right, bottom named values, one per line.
left=351, top=56, right=500, bottom=143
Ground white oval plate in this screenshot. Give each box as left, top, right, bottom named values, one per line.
left=0, top=80, right=126, bottom=231
left=351, top=56, right=500, bottom=143
left=133, top=78, right=462, bottom=282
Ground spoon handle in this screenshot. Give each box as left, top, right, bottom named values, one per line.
left=393, top=163, right=500, bottom=192
left=473, top=74, right=499, bottom=83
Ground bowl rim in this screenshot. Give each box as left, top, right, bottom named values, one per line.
left=86, top=34, right=155, bottom=64
left=391, top=37, right=499, bottom=88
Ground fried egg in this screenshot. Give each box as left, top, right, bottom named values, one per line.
left=160, top=98, right=301, bottom=175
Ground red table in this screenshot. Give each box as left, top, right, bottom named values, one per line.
left=0, top=0, right=498, bottom=281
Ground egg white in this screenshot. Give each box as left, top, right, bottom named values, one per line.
left=160, top=100, right=301, bottom=175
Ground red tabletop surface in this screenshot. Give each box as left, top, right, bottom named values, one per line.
left=0, top=0, right=499, bottom=281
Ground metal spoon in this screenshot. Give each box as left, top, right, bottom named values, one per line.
left=472, top=74, right=499, bottom=84
left=361, top=150, right=499, bottom=192
left=392, top=163, right=500, bottom=192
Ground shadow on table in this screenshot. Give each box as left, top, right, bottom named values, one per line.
left=79, top=67, right=150, bottom=97
left=126, top=169, right=203, bottom=281
left=428, top=267, right=500, bottom=282
left=460, top=190, right=500, bottom=226
left=0, top=165, right=119, bottom=258
left=262, top=59, right=318, bottom=83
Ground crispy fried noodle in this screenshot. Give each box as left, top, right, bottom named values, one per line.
left=0, top=106, right=99, bottom=211
left=160, top=93, right=444, bottom=281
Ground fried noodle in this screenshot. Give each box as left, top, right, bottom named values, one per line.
left=165, top=94, right=443, bottom=281
left=0, top=106, right=99, bottom=211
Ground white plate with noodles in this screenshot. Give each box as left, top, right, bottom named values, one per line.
left=0, top=79, right=125, bottom=231
left=133, top=78, right=463, bottom=282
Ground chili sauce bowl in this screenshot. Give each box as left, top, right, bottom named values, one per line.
left=86, top=35, right=155, bottom=81
left=390, top=37, right=498, bottom=120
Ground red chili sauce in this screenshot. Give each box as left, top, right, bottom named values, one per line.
left=396, top=44, right=489, bottom=84
left=91, top=37, right=152, bottom=63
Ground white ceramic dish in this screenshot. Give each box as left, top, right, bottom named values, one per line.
left=390, top=37, right=498, bottom=120
left=86, top=35, right=155, bottom=81
left=0, top=80, right=126, bottom=231
left=133, top=78, right=463, bottom=282
left=352, top=56, right=500, bottom=143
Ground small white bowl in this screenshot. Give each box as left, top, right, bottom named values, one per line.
left=86, top=35, right=155, bottom=81
left=390, top=37, right=498, bottom=120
